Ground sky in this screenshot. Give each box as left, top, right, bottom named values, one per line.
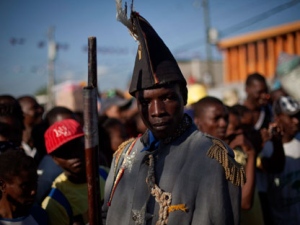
left=1, top=0, right=300, bottom=97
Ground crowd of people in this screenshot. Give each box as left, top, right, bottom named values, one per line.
left=1, top=5, right=300, bottom=225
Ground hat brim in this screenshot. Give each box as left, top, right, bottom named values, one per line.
left=47, top=133, right=84, bottom=154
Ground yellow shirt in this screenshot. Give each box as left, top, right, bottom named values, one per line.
left=42, top=167, right=108, bottom=225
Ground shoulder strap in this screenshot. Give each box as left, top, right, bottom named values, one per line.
left=113, top=137, right=136, bottom=177
left=48, top=188, right=73, bottom=222
left=107, top=137, right=138, bottom=206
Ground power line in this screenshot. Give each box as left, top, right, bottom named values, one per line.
left=172, top=0, right=300, bottom=54
left=220, top=0, right=300, bottom=37
left=173, top=39, right=205, bottom=54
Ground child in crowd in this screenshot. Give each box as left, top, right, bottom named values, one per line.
left=42, top=119, right=108, bottom=225
left=0, top=148, right=47, bottom=225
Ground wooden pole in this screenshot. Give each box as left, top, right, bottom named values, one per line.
left=83, top=36, right=102, bottom=225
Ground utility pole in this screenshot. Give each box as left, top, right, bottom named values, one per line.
left=47, top=26, right=56, bottom=110
left=202, top=0, right=214, bottom=87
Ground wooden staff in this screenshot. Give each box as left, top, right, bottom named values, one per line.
left=83, top=36, right=102, bottom=225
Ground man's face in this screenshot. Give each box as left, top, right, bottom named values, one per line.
left=107, top=125, right=127, bottom=152
left=226, top=113, right=242, bottom=138
left=240, top=111, right=253, bottom=130
left=21, top=98, right=44, bottom=126
left=277, top=112, right=300, bottom=138
left=194, top=103, right=229, bottom=140
left=135, top=84, right=185, bottom=140
left=0, top=116, right=23, bottom=146
left=246, top=80, right=269, bottom=108
left=2, top=170, right=37, bottom=208
left=52, top=137, right=86, bottom=177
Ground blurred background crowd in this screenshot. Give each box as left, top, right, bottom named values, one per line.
left=1, top=0, right=300, bottom=224
left=1, top=50, right=300, bottom=224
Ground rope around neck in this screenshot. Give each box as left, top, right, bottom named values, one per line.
left=146, top=154, right=172, bottom=225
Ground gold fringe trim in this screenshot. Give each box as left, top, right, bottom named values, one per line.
left=113, top=138, right=135, bottom=164
left=168, top=204, right=188, bottom=213
left=207, top=139, right=246, bottom=186
left=107, top=138, right=137, bottom=206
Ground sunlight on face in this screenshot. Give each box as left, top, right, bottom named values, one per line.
left=135, top=84, right=184, bottom=140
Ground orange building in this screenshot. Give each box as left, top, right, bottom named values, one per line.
left=217, top=21, right=300, bottom=83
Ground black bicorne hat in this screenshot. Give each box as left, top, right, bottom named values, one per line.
left=128, top=12, right=187, bottom=96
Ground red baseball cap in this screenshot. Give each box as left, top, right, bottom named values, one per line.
left=44, top=119, right=84, bottom=154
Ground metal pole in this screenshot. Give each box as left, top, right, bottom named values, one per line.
left=83, top=37, right=102, bottom=225
left=47, top=27, right=56, bottom=110
left=202, top=0, right=214, bottom=87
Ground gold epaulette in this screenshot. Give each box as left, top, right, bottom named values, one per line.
left=113, top=137, right=136, bottom=165
left=107, top=137, right=137, bottom=206
left=207, top=139, right=246, bottom=186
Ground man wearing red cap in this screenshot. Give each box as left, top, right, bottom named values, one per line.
left=102, top=3, right=245, bottom=225
left=42, top=119, right=108, bottom=225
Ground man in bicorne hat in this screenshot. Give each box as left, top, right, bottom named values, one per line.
left=102, top=4, right=244, bottom=225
